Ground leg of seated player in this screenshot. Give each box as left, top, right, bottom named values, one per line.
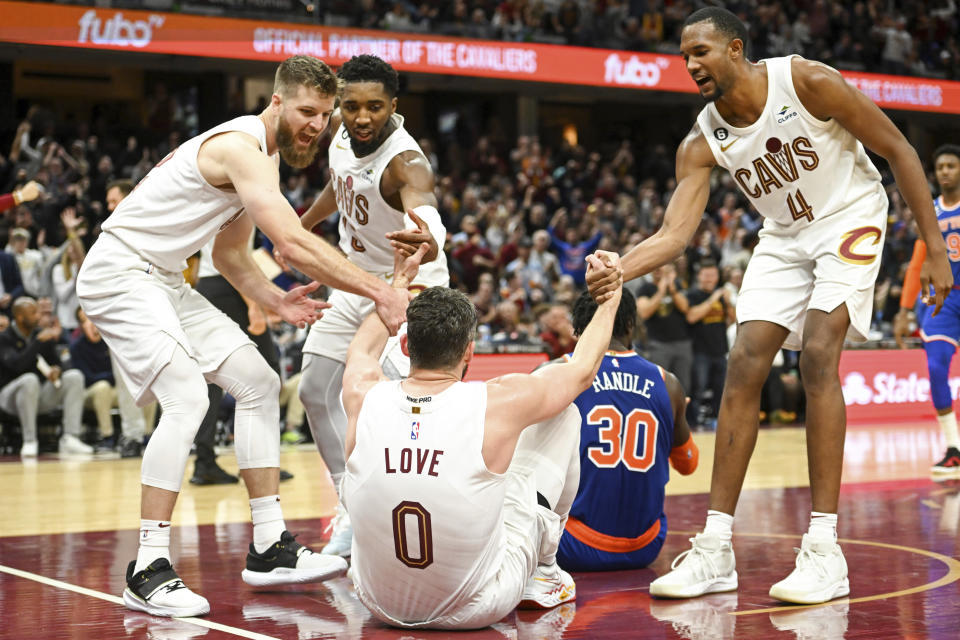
left=767, top=305, right=851, bottom=605
left=206, top=345, right=347, bottom=586
left=511, top=405, right=581, bottom=610
left=924, top=336, right=960, bottom=474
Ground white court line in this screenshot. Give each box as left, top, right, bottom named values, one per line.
left=0, top=564, right=280, bottom=640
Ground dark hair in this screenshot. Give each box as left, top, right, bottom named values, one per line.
left=338, top=55, right=400, bottom=97
left=683, top=7, right=750, bottom=57
left=571, top=289, right=636, bottom=342
left=933, top=144, right=960, bottom=164
left=106, top=179, right=133, bottom=197
left=274, top=55, right=339, bottom=98
left=406, top=287, right=478, bottom=369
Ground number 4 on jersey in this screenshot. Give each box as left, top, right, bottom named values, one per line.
left=787, top=189, right=814, bottom=222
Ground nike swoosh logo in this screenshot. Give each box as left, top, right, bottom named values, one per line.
left=720, top=139, right=739, bottom=152
left=158, top=522, right=170, bottom=528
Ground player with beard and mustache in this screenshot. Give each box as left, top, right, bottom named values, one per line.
left=295, top=54, right=450, bottom=560
left=585, top=7, right=952, bottom=605
left=76, top=55, right=411, bottom=619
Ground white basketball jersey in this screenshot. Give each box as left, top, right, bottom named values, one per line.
left=696, top=56, right=887, bottom=227
left=327, top=114, right=448, bottom=287
left=342, top=380, right=506, bottom=625
left=101, top=116, right=272, bottom=272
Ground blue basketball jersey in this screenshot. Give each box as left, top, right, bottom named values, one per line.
left=569, top=351, right=675, bottom=539
left=918, top=197, right=960, bottom=339
left=935, top=196, right=960, bottom=282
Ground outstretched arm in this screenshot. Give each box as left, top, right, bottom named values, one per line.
left=483, top=253, right=623, bottom=472
left=207, top=132, right=409, bottom=333
left=343, top=243, right=430, bottom=458
left=384, top=150, right=443, bottom=264
left=587, top=125, right=714, bottom=300
left=792, top=57, right=952, bottom=313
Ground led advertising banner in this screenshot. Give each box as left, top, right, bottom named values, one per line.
left=839, top=349, right=960, bottom=423
left=2, top=1, right=960, bottom=114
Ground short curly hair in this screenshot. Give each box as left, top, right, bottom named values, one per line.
left=934, top=144, right=960, bottom=164
left=406, top=287, right=477, bottom=369
left=274, top=55, right=339, bottom=98
left=571, top=289, right=637, bottom=343
left=338, top=54, right=400, bottom=97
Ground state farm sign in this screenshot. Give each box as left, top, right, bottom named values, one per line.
left=839, top=349, right=957, bottom=423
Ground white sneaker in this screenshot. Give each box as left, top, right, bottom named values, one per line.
left=518, top=563, right=576, bottom=609
left=768, top=534, right=849, bottom=604
left=321, top=504, right=352, bottom=557
left=124, top=559, right=210, bottom=618
left=20, top=440, right=38, bottom=457
left=770, top=600, right=850, bottom=640
left=649, top=533, right=738, bottom=598
left=649, top=592, right=738, bottom=640
left=59, top=433, right=94, bottom=454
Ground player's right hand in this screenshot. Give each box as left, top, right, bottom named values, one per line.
left=392, top=241, right=430, bottom=288
left=921, top=251, right=953, bottom=317
left=586, top=251, right=623, bottom=304
left=893, top=308, right=912, bottom=349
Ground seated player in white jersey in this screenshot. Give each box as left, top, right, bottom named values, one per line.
left=76, top=55, right=410, bottom=618
left=339, top=248, right=624, bottom=630
left=294, top=54, right=449, bottom=558
left=586, top=7, right=953, bottom=605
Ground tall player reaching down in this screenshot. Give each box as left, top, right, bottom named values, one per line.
left=895, top=144, right=960, bottom=476
left=77, top=56, right=409, bottom=618
left=295, top=55, right=449, bottom=557
left=586, top=7, right=952, bottom=604
left=339, top=250, right=622, bottom=629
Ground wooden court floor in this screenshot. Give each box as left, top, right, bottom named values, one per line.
left=1, top=420, right=959, bottom=639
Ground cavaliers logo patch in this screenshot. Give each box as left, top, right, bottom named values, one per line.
left=838, top=226, right=883, bottom=265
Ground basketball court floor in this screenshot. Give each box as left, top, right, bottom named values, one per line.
left=1, top=419, right=958, bottom=639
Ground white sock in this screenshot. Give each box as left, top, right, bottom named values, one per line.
left=135, top=519, right=171, bottom=572
left=808, top=511, right=838, bottom=542
left=250, top=495, right=286, bottom=553
left=703, top=510, right=734, bottom=541
left=937, top=412, right=960, bottom=449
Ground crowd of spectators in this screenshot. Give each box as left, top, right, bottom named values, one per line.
left=0, top=56, right=940, bottom=448
left=322, top=0, right=960, bottom=79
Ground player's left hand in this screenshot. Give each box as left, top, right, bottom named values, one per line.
left=277, top=281, right=331, bottom=329
left=921, top=251, right=954, bottom=317
left=385, top=209, right=439, bottom=264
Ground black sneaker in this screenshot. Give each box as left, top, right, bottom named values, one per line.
left=279, top=469, right=294, bottom=482
left=189, top=464, right=239, bottom=485
left=119, top=437, right=143, bottom=458
left=123, top=559, right=210, bottom=618
left=932, top=447, right=960, bottom=476
left=241, top=531, right=347, bottom=587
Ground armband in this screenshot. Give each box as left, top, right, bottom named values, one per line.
left=669, top=433, right=699, bottom=475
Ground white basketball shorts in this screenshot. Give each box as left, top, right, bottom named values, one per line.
left=737, top=198, right=887, bottom=351
left=77, top=232, right=252, bottom=406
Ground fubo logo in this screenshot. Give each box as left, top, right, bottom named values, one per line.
left=77, top=10, right=165, bottom=48
left=603, top=54, right=668, bottom=88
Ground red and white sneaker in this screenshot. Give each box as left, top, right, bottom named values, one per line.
left=932, top=447, right=960, bottom=476
left=518, top=563, right=576, bottom=609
